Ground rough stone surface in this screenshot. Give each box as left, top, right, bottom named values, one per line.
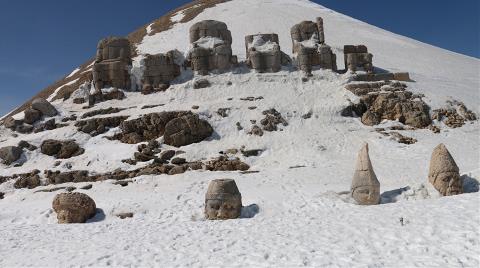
left=432, top=100, right=477, bottom=128
left=142, top=51, right=180, bottom=92
left=0, top=146, right=23, bottom=165
left=344, top=45, right=373, bottom=73
left=31, top=98, right=58, bottom=117
left=260, top=108, right=288, bottom=131
left=205, top=156, right=249, bottom=171
left=75, top=116, right=129, bottom=136
left=205, top=179, right=242, bottom=220
left=24, top=108, right=42, bottom=124
left=41, top=140, right=84, bottom=159
left=245, top=34, right=282, bottom=72
left=18, top=140, right=37, bottom=151
left=163, top=114, right=213, bottom=147
left=193, top=78, right=211, bottom=89
left=88, top=89, right=126, bottom=106
left=428, top=144, right=463, bottom=196
left=52, top=192, right=96, bottom=224
left=93, top=37, right=132, bottom=91
left=350, top=143, right=380, bottom=205
left=187, top=20, right=237, bottom=75
left=14, top=175, right=41, bottom=189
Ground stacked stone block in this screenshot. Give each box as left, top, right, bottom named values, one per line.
left=142, top=52, right=181, bottom=92
left=93, top=37, right=132, bottom=91
left=245, top=34, right=282, bottom=73
left=344, top=45, right=374, bottom=73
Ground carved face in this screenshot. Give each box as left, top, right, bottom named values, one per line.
left=352, top=185, right=380, bottom=205
left=205, top=199, right=241, bottom=220
left=434, top=172, right=463, bottom=196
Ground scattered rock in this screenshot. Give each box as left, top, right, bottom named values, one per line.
left=350, top=143, right=380, bottom=205
left=217, top=108, right=230, bottom=117
left=159, top=150, right=176, bottom=162
left=0, top=146, right=23, bottom=165
left=432, top=100, right=477, bottom=128
left=241, top=149, right=263, bottom=157
left=88, top=88, right=125, bottom=106
left=24, top=108, right=42, bottom=124
left=248, top=125, right=264, bottom=136
left=114, top=180, right=130, bottom=187
left=116, top=212, right=134, bottom=219
left=45, top=170, right=90, bottom=184
left=302, top=111, right=312, bottom=119
left=168, top=165, right=186, bottom=175
left=81, top=107, right=125, bottom=119
left=141, top=104, right=164, bottom=109
left=80, top=184, right=93, bottom=190
left=18, top=140, right=37, bottom=151
left=191, top=105, right=199, bottom=110
left=206, top=156, right=249, bottom=171
left=171, top=157, right=186, bottom=165
left=260, top=108, right=288, bottom=131
left=0, top=192, right=4, bottom=199
left=14, top=175, right=41, bottom=189
left=236, top=122, right=243, bottom=130
left=52, top=192, right=96, bottom=223
left=428, top=144, right=463, bottom=196
left=205, top=179, right=242, bottom=220
left=65, top=186, right=76, bottom=192
left=248, top=106, right=257, bottom=110
left=75, top=116, right=129, bottom=136
left=31, top=98, right=58, bottom=117
left=163, top=114, right=213, bottom=147
left=73, top=97, right=86, bottom=104
left=193, top=78, right=211, bottom=89
left=41, top=140, right=84, bottom=159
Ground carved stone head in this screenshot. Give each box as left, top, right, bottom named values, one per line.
left=205, top=179, right=242, bottom=220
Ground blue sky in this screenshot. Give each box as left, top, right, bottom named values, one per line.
left=0, top=0, right=478, bottom=117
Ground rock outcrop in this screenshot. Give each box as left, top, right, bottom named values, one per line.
left=350, top=143, right=380, bottom=205
left=40, top=140, right=84, bottom=159
left=245, top=34, right=283, bottom=72
left=31, top=98, right=58, bottom=117
left=344, top=45, right=374, bottom=73
left=14, top=174, right=41, bottom=189
left=52, top=193, right=97, bottom=223
left=93, top=37, right=132, bottom=91
left=428, top=144, right=463, bottom=196
left=163, top=114, right=213, bottom=147
left=205, top=179, right=242, bottom=220
left=75, top=116, right=129, bottom=136
left=290, top=17, right=336, bottom=74
left=187, top=20, right=237, bottom=75
left=142, top=51, right=181, bottom=93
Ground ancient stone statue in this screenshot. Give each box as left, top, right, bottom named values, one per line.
left=52, top=192, right=96, bottom=223
left=290, top=17, right=336, bottom=74
left=245, top=34, right=282, bottom=72
left=205, top=178, right=242, bottom=220
left=93, top=37, right=132, bottom=91
left=187, top=20, right=237, bottom=75
left=142, top=51, right=181, bottom=92
left=428, top=144, right=463, bottom=196
left=351, top=143, right=380, bottom=205
left=344, top=45, right=374, bottom=73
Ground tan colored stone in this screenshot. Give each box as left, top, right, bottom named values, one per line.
left=350, top=143, right=380, bottom=205
left=205, top=179, right=242, bottom=220
left=428, top=144, right=463, bottom=196
left=52, top=193, right=96, bottom=223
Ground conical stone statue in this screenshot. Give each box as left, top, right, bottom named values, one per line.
left=428, top=144, right=463, bottom=196
left=205, top=179, right=242, bottom=220
left=351, top=143, right=380, bottom=205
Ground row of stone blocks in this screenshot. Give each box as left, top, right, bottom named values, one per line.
left=51, top=143, right=462, bottom=223
left=92, top=17, right=375, bottom=91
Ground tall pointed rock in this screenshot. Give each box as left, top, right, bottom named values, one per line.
left=428, top=144, right=463, bottom=196
left=351, top=143, right=380, bottom=205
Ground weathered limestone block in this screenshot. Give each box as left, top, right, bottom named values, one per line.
left=428, top=144, right=463, bottom=196
left=31, top=98, right=58, bottom=117
left=290, top=17, right=336, bottom=73
left=344, top=45, right=374, bottom=73
left=93, top=37, right=132, bottom=91
left=0, top=146, right=23, bottom=165
left=24, top=108, right=42, bottom=124
left=187, top=20, right=237, bottom=75
left=351, top=143, right=380, bottom=205
left=163, top=114, right=213, bottom=147
left=205, top=179, right=242, bottom=220
left=245, top=34, right=282, bottom=72
left=52, top=193, right=96, bottom=223
left=142, top=51, right=181, bottom=92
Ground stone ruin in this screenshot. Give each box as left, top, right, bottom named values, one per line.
left=290, top=17, right=337, bottom=74
left=245, top=34, right=283, bottom=72
left=344, top=45, right=373, bottom=73
left=205, top=178, right=242, bottom=220
left=187, top=20, right=237, bottom=75
left=350, top=143, right=380, bottom=205
left=428, top=144, right=463, bottom=196
left=142, top=51, right=181, bottom=94
left=52, top=192, right=96, bottom=223
left=93, top=37, right=132, bottom=91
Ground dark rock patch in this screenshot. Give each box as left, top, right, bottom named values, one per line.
left=163, top=114, right=213, bottom=147
left=81, top=107, right=125, bottom=119
left=75, top=116, right=129, bottom=136
left=40, top=140, right=84, bottom=159
left=0, top=146, right=23, bottom=165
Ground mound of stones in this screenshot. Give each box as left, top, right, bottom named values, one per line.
left=75, top=116, right=129, bottom=136
left=40, top=140, right=84, bottom=159
left=343, top=81, right=431, bottom=128
left=432, top=100, right=477, bottom=128
left=52, top=192, right=96, bottom=223
left=249, top=108, right=288, bottom=136
left=4, top=98, right=58, bottom=133
left=428, top=144, right=463, bottom=196
left=205, top=179, right=242, bottom=220
left=110, top=111, right=213, bottom=147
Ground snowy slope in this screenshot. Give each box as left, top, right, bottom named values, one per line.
left=0, top=0, right=479, bottom=267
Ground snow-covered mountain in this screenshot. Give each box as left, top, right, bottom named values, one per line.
left=0, top=0, right=479, bottom=267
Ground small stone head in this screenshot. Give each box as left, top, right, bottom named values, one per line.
left=205, top=179, right=242, bottom=220
left=428, top=144, right=463, bottom=196
left=52, top=192, right=96, bottom=224
left=351, top=185, right=380, bottom=205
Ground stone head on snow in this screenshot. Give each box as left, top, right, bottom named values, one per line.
left=350, top=143, right=380, bottom=205
left=428, top=143, right=463, bottom=196
left=205, top=178, right=242, bottom=220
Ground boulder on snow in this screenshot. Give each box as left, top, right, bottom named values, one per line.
left=14, top=175, right=41, bottom=189
left=40, top=140, right=84, bottom=159
left=350, top=143, right=380, bottom=205
left=428, top=144, right=463, bottom=196
left=163, top=114, right=213, bottom=147
left=31, top=98, right=58, bottom=117
left=205, top=178, right=242, bottom=220
left=23, top=108, right=42, bottom=124
left=0, top=146, right=23, bottom=165
left=52, top=192, right=96, bottom=224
